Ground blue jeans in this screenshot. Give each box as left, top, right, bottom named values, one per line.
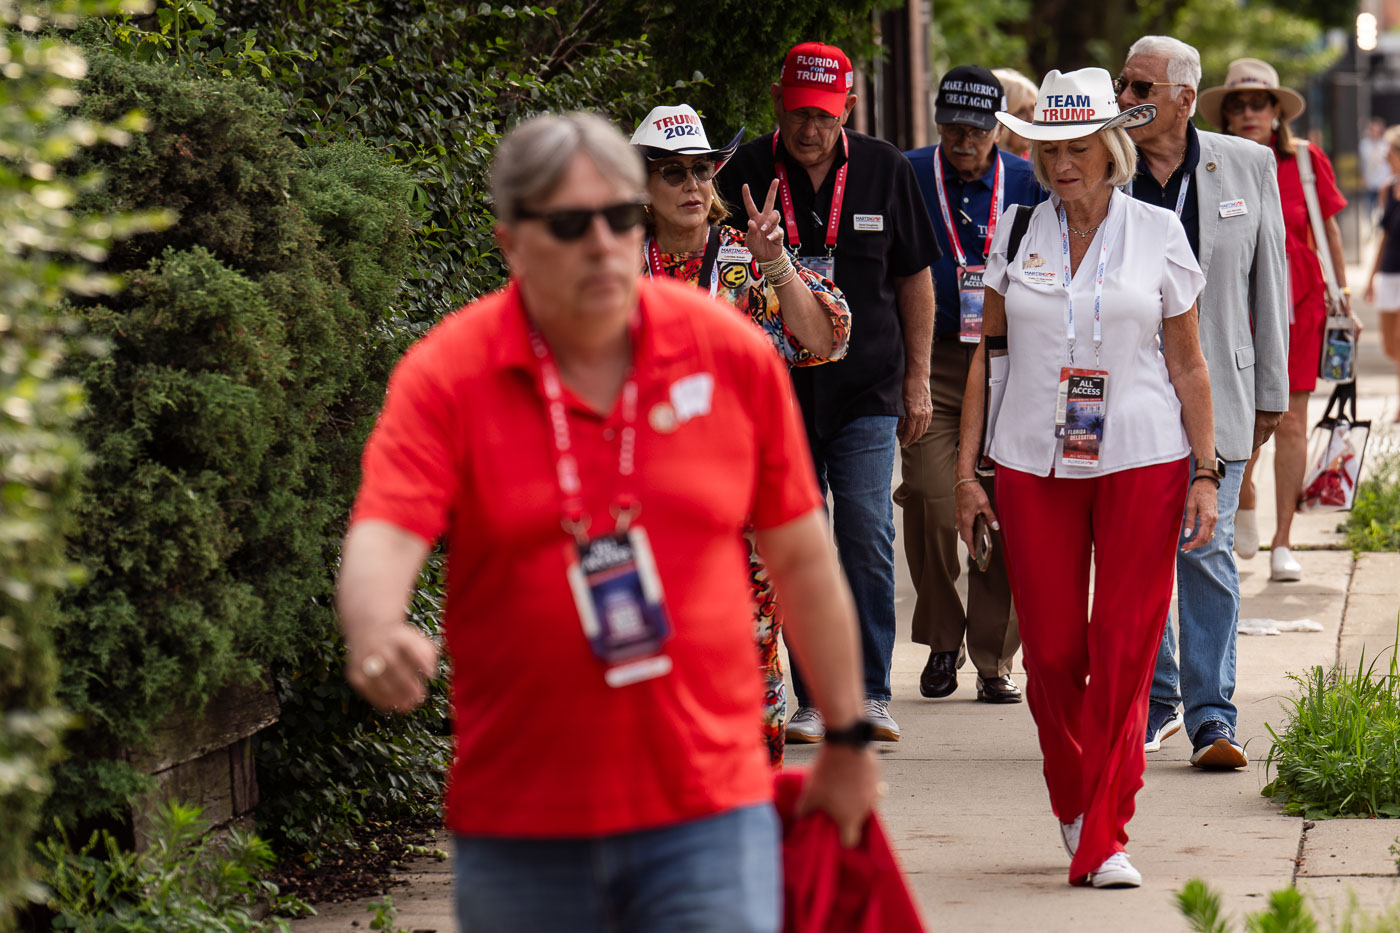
left=1151, top=457, right=1245, bottom=741
left=791, top=414, right=898, bottom=704
left=454, top=804, right=781, bottom=933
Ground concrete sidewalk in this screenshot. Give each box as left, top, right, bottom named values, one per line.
left=292, top=270, right=1400, bottom=932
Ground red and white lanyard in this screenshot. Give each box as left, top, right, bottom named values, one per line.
left=527, top=323, right=639, bottom=539
left=933, top=146, right=1004, bottom=268
left=773, top=130, right=849, bottom=257
left=645, top=232, right=719, bottom=298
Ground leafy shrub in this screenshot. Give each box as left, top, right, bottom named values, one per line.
left=1347, top=451, right=1400, bottom=553
left=42, top=53, right=412, bottom=828
left=1261, top=641, right=1400, bottom=819
left=0, top=0, right=169, bottom=923
left=1178, top=877, right=1400, bottom=932
left=38, top=801, right=306, bottom=931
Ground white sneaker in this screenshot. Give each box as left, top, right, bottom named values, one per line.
left=785, top=707, right=824, bottom=743
left=1234, top=508, right=1259, bottom=559
left=1270, top=545, right=1303, bottom=582
left=864, top=697, right=901, bottom=742
left=1090, top=852, right=1142, bottom=888
left=1059, top=814, right=1082, bottom=857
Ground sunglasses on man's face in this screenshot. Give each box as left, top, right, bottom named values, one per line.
left=650, top=161, right=717, bottom=187
left=1113, top=76, right=1185, bottom=99
left=515, top=201, right=647, bottom=241
left=1221, top=92, right=1277, bottom=116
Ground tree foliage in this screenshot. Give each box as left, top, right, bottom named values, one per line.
left=41, top=51, right=414, bottom=828
left=0, top=0, right=169, bottom=922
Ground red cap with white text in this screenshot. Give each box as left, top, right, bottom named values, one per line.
left=781, top=42, right=854, bottom=117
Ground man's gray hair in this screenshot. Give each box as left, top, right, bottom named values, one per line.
left=1029, top=126, right=1138, bottom=191
left=1126, top=35, right=1202, bottom=117
left=490, top=112, right=645, bottom=224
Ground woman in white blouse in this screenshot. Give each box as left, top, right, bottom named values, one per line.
left=953, top=68, right=1217, bottom=890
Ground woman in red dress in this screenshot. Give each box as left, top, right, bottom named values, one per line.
left=1199, top=59, right=1362, bottom=582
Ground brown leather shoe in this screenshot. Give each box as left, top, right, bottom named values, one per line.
left=919, top=650, right=958, bottom=698
left=975, top=674, right=1022, bottom=704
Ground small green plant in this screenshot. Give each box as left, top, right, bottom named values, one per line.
left=1178, top=878, right=1400, bottom=933
left=368, top=896, right=409, bottom=933
left=1347, top=450, right=1400, bottom=553
left=1261, top=629, right=1400, bottom=819
left=1390, top=837, right=1399, bottom=874
left=38, top=801, right=309, bottom=931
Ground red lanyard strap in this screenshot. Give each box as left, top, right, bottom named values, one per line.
left=933, top=146, right=1003, bottom=269
left=527, top=322, right=639, bottom=538
left=773, top=129, right=849, bottom=256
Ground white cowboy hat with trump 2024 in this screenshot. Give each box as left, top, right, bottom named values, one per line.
left=629, top=104, right=744, bottom=168
left=995, top=67, right=1156, bottom=141
left=1196, top=58, right=1306, bottom=132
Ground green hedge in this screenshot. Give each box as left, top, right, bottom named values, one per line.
left=43, top=52, right=413, bottom=828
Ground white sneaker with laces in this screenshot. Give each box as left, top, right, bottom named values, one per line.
left=1270, top=545, right=1303, bottom=582
left=785, top=707, right=824, bottom=743
left=1234, top=508, right=1259, bottom=559
left=1090, top=852, right=1142, bottom=888
left=864, top=697, right=900, bottom=742
left=1059, top=814, right=1082, bottom=857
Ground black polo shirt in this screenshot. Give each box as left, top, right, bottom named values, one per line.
left=718, top=130, right=939, bottom=443
left=1129, top=121, right=1202, bottom=258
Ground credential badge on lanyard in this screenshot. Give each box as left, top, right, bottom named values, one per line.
left=528, top=323, right=675, bottom=687
left=1053, top=201, right=1113, bottom=469
left=774, top=130, right=847, bottom=283
left=934, top=147, right=1003, bottom=344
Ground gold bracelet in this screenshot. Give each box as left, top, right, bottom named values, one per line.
left=953, top=477, right=980, bottom=492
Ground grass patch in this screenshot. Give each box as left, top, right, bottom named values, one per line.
left=1347, top=447, right=1400, bottom=552
left=1261, top=630, right=1400, bottom=819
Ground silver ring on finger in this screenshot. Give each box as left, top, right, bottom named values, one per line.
left=362, top=655, right=386, bottom=678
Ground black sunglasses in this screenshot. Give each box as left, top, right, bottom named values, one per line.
left=650, top=161, right=717, bottom=187
left=1113, top=76, right=1186, bottom=99
left=515, top=201, right=647, bottom=240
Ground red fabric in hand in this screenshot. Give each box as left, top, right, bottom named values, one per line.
left=774, top=770, right=926, bottom=933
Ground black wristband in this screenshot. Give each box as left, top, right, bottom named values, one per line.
left=824, top=718, right=875, bottom=749
left=1190, top=474, right=1221, bottom=489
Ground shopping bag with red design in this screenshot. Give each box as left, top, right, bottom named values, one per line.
left=1297, top=382, right=1370, bottom=513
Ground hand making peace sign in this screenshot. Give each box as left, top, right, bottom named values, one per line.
left=742, top=179, right=787, bottom=264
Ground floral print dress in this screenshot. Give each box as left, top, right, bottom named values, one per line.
left=646, top=224, right=850, bottom=766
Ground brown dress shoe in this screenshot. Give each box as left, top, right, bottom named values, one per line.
left=975, top=674, right=1022, bottom=703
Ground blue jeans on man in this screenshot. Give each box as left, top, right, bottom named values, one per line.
left=790, top=414, right=899, bottom=705
left=1151, top=457, right=1246, bottom=740
left=454, top=804, right=781, bottom=932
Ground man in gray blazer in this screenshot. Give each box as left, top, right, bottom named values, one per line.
left=1117, top=35, right=1289, bottom=769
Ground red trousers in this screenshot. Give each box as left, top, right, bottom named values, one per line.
left=994, top=458, right=1188, bottom=884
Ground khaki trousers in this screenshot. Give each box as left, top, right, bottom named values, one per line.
left=893, top=339, right=1020, bottom=677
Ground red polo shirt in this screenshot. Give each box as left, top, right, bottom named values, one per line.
left=351, top=278, right=823, bottom=837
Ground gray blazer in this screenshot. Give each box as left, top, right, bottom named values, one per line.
left=1191, top=130, right=1290, bottom=462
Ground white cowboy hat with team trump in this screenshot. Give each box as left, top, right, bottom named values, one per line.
left=1197, top=58, right=1306, bottom=131
left=629, top=104, right=744, bottom=168
left=995, top=67, right=1156, bottom=142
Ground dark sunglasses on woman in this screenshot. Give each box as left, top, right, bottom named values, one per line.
left=515, top=201, right=648, bottom=241
left=650, top=161, right=717, bottom=186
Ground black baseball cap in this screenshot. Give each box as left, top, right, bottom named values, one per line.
left=935, top=65, right=1005, bottom=131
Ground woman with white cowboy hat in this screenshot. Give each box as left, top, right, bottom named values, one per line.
left=1199, top=59, right=1363, bottom=578
left=952, top=67, right=1217, bottom=889
left=631, top=104, right=850, bottom=767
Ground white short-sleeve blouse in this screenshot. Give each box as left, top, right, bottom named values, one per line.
left=983, top=189, right=1206, bottom=477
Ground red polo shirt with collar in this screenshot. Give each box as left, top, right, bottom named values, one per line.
left=351, top=277, right=823, bottom=837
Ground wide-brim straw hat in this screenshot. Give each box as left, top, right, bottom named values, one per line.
left=1197, top=58, right=1306, bottom=130
left=995, top=67, right=1155, bottom=142
left=630, top=104, right=744, bottom=170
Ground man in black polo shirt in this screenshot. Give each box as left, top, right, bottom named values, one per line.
left=719, top=41, right=940, bottom=744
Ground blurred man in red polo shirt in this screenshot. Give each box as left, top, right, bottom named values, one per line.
left=336, top=112, right=881, bottom=933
